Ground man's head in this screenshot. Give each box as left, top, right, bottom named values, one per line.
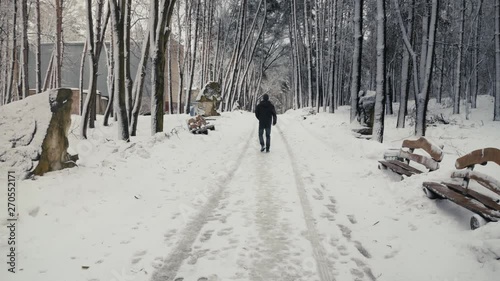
left=262, top=94, right=269, bottom=101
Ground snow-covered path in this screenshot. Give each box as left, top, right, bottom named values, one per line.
left=1, top=100, right=500, bottom=281
left=151, top=116, right=374, bottom=281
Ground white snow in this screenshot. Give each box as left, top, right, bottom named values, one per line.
left=0, top=92, right=54, bottom=176
left=1, top=95, right=500, bottom=281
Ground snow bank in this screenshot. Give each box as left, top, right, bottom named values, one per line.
left=0, top=91, right=55, bottom=177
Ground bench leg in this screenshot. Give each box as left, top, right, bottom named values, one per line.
left=423, top=186, right=440, bottom=199
left=470, top=214, right=488, bottom=230
left=378, top=163, right=388, bottom=170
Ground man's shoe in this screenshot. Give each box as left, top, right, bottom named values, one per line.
left=266, top=148, right=270, bottom=153
left=260, top=146, right=265, bottom=152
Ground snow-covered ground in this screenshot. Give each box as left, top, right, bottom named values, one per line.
left=1, top=95, right=499, bottom=281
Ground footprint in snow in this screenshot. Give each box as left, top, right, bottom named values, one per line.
left=408, top=223, right=418, bottom=231
left=217, top=227, right=233, bottom=236
left=348, top=214, right=358, bottom=224
left=131, top=249, right=147, bottom=264
left=320, top=212, right=335, bottom=221
left=354, top=241, right=372, bottom=259
left=200, top=230, right=214, bottom=242
left=29, top=206, right=40, bottom=217
left=151, top=257, right=164, bottom=269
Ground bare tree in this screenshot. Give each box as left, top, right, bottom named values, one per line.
left=80, top=0, right=109, bottom=139
left=36, top=0, right=42, bottom=94
left=471, top=0, right=483, bottom=109
left=5, top=0, right=17, bottom=103
left=373, top=0, right=386, bottom=143
left=149, top=0, right=177, bottom=134
left=129, top=32, right=150, bottom=136
left=108, top=0, right=130, bottom=140
left=495, top=0, right=500, bottom=121
left=396, top=0, right=414, bottom=128
left=184, top=0, right=201, bottom=115
left=103, top=38, right=115, bottom=126
left=416, top=0, right=439, bottom=135
left=453, top=0, right=465, bottom=115
left=303, top=0, right=313, bottom=108
left=394, top=0, right=439, bottom=136
left=19, top=0, right=29, bottom=99
left=124, top=0, right=133, bottom=122
left=350, top=0, right=363, bottom=122
left=55, top=0, right=63, bottom=87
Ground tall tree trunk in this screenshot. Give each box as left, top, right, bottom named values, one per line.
left=397, top=0, right=414, bottom=128
left=415, top=0, right=439, bottom=135
left=394, top=0, right=420, bottom=115
left=81, top=0, right=108, bottom=138
left=176, top=1, right=186, bottom=114
left=373, top=0, right=386, bottom=143
left=124, top=0, right=133, bottom=123
left=292, top=0, right=303, bottom=109
left=6, top=0, right=17, bottom=103
left=288, top=9, right=298, bottom=110
left=35, top=0, right=42, bottom=94
left=472, top=0, right=483, bottom=109
left=167, top=40, right=173, bottom=114
left=185, top=0, right=201, bottom=115
left=303, top=0, right=313, bottom=108
left=103, top=39, right=115, bottom=126
left=129, top=32, right=150, bottom=136
left=495, top=0, right=500, bottom=121
left=314, top=0, right=322, bottom=112
left=79, top=41, right=88, bottom=115
left=386, top=66, right=393, bottom=115
left=222, top=0, right=248, bottom=112
left=419, top=1, right=429, bottom=89
left=328, top=0, right=338, bottom=113
left=42, top=52, right=54, bottom=91
left=19, top=0, right=29, bottom=99
left=109, top=0, right=130, bottom=140
left=436, top=41, right=445, bottom=104
left=55, top=0, right=63, bottom=87
left=150, top=0, right=177, bottom=134
left=453, top=0, right=465, bottom=114
left=350, top=0, right=363, bottom=122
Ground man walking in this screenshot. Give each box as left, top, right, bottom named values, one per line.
left=255, top=94, right=277, bottom=152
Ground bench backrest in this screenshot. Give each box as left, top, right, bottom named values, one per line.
left=402, top=137, right=444, bottom=162
left=451, top=148, right=500, bottom=197
left=400, top=137, right=444, bottom=171
left=455, top=148, right=500, bottom=169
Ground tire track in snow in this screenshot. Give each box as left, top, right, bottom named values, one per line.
left=278, top=117, right=376, bottom=281
left=276, top=125, right=336, bottom=281
left=151, top=128, right=255, bottom=281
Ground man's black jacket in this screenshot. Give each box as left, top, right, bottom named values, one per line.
left=255, top=100, right=277, bottom=127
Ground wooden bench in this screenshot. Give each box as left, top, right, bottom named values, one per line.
left=422, top=148, right=500, bottom=230
left=378, top=137, right=444, bottom=179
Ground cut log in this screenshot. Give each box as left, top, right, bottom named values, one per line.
left=455, top=148, right=500, bottom=169
left=402, top=137, right=444, bottom=162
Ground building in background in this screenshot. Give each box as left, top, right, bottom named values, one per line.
left=26, top=40, right=195, bottom=115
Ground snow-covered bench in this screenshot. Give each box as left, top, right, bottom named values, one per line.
left=423, top=148, right=500, bottom=230
left=378, top=137, right=444, bottom=179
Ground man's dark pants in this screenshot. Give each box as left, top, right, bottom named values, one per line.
left=259, top=124, right=271, bottom=149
